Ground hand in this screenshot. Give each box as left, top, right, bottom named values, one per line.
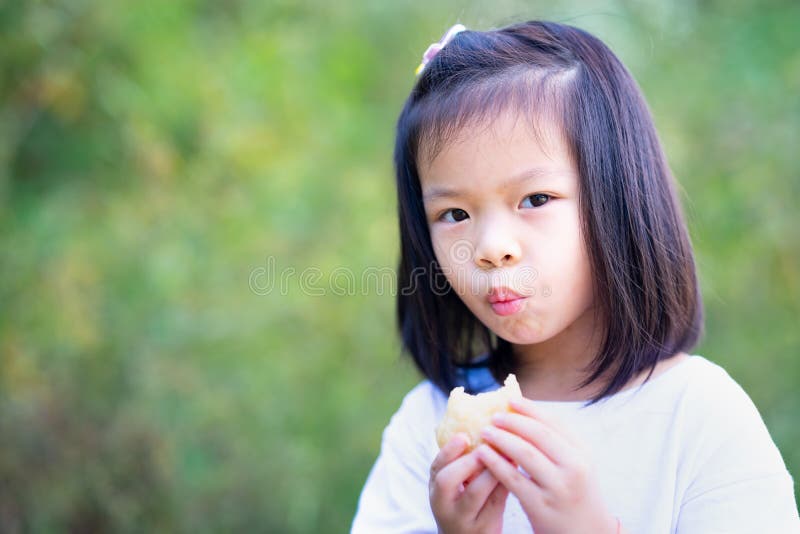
left=476, top=398, right=618, bottom=534
left=429, top=433, right=509, bottom=534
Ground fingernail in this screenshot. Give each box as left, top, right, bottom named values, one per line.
left=480, top=427, right=494, bottom=440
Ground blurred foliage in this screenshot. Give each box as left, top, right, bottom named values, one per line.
left=0, top=0, right=797, bottom=532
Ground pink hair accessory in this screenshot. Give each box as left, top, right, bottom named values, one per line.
left=415, top=23, right=467, bottom=76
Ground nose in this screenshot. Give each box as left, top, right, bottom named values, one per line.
left=474, top=217, right=521, bottom=270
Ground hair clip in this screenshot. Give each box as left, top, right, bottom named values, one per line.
left=414, top=23, right=467, bottom=76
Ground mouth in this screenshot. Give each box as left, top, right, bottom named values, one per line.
left=487, top=287, right=528, bottom=316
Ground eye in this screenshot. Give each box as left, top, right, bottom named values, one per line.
left=520, top=193, right=551, bottom=209
left=440, top=208, right=469, bottom=223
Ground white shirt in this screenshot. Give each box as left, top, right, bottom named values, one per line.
left=351, top=355, right=800, bottom=533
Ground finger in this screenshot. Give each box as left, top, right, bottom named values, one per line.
left=509, top=397, right=581, bottom=447
left=476, top=443, right=537, bottom=498
left=476, top=478, right=509, bottom=522
left=463, top=467, right=482, bottom=487
left=491, top=412, right=574, bottom=466
left=480, top=425, right=560, bottom=490
left=458, top=469, right=499, bottom=519
left=431, top=450, right=485, bottom=504
left=430, top=433, right=470, bottom=481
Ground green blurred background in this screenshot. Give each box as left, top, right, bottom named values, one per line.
left=1, top=0, right=797, bottom=532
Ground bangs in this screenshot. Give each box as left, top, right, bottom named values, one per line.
left=410, top=66, right=579, bottom=169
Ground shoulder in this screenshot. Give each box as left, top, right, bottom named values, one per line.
left=384, top=380, right=448, bottom=439
left=674, top=356, right=799, bottom=529
left=682, top=355, right=771, bottom=432
left=681, top=355, right=770, bottom=435
left=680, top=355, right=791, bottom=484
left=351, top=381, right=446, bottom=533
left=375, top=380, right=453, bottom=479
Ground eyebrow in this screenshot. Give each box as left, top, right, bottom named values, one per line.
left=422, top=167, right=567, bottom=202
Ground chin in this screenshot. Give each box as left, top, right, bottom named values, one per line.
left=501, top=332, right=551, bottom=346
left=489, top=317, right=549, bottom=345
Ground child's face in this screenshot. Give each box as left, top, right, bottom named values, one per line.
left=418, top=111, right=596, bottom=346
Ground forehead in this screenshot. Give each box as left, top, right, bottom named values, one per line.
left=418, top=111, right=576, bottom=192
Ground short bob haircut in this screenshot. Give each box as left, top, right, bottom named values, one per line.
left=394, top=20, right=704, bottom=406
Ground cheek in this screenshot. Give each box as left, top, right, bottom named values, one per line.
left=430, top=233, right=460, bottom=289
left=430, top=233, right=451, bottom=274
left=431, top=231, right=470, bottom=273
left=553, top=234, right=594, bottom=307
left=431, top=231, right=484, bottom=298
left=430, top=231, right=447, bottom=263
left=536, top=210, right=592, bottom=300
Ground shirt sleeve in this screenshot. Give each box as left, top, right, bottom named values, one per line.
left=676, top=369, right=800, bottom=533
left=350, top=383, right=440, bottom=534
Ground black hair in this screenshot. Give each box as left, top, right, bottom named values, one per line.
left=394, top=20, right=703, bottom=407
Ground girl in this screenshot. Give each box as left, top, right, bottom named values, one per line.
left=351, top=20, right=799, bottom=533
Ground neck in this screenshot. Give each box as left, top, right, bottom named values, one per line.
left=511, top=305, right=610, bottom=402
